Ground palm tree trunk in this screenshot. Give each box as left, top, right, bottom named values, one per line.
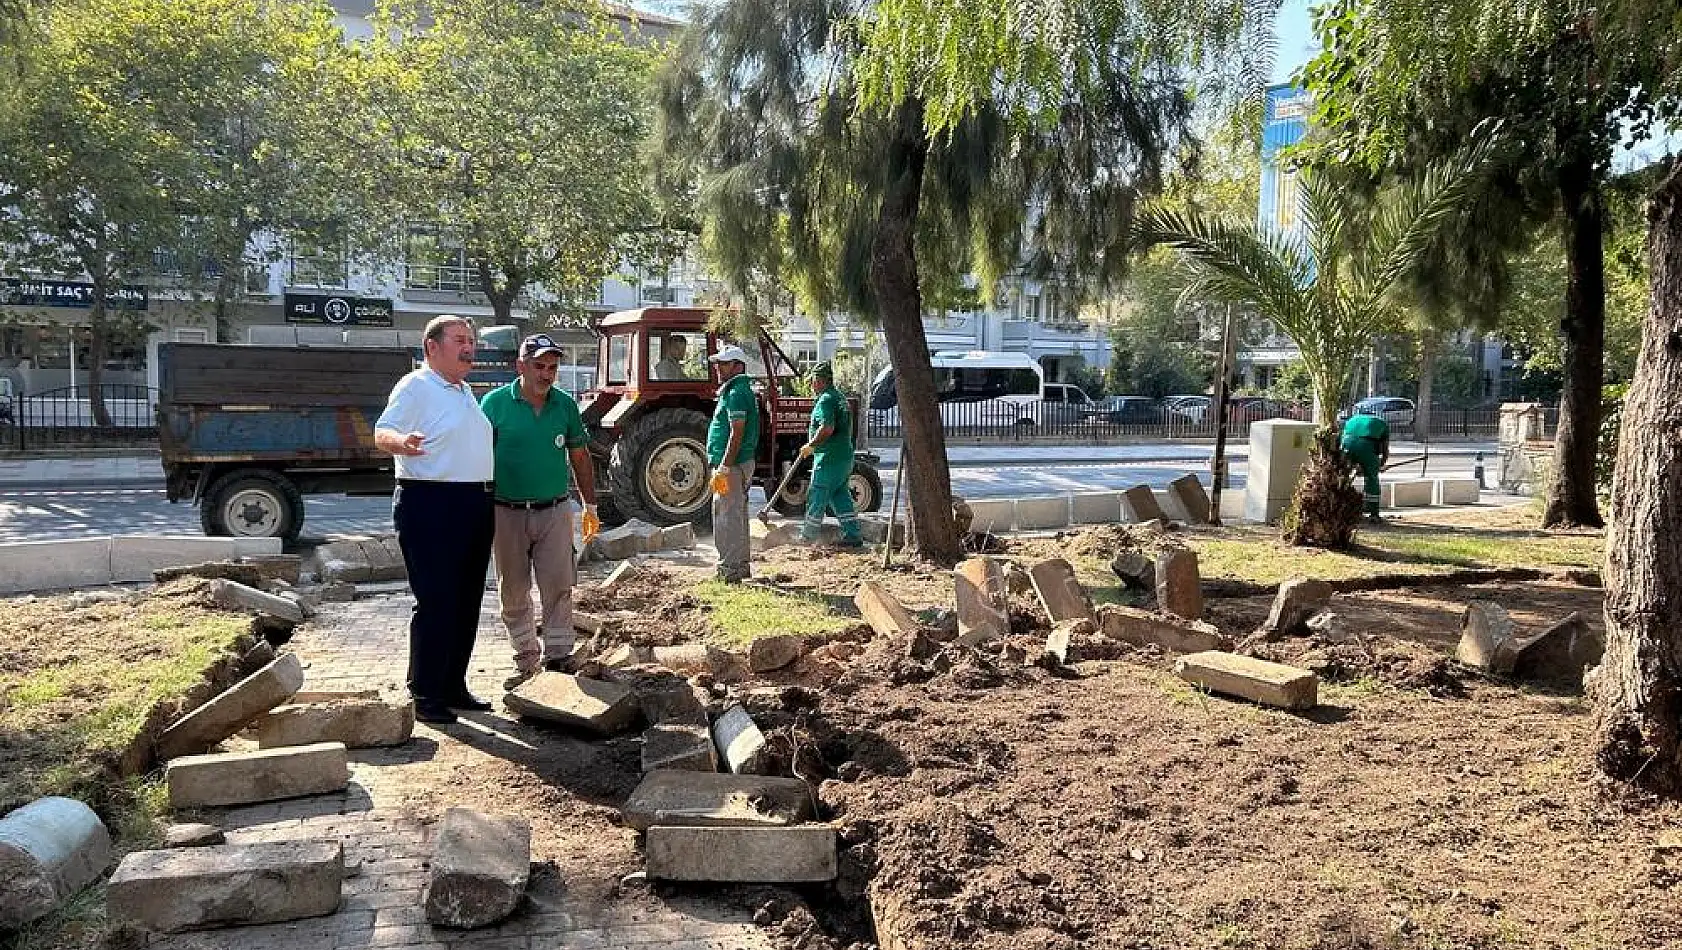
left=1543, top=155, right=1606, bottom=528
left=1416, top=331, right=1437, bottom=441
left=869, top=98, right=961, bottom=564
left=1594, top=158, right=1682, bottom=791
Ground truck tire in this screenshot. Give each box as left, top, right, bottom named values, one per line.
left=770, top=460, right=884, bottom=517
left=609, top=407, right=713, bottom=528
left=200, top=468, right=304, bottom=542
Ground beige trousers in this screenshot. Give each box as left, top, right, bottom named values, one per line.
left=491, top=503, right=576, bottom=674
left=711, top=462, right=754, bottom=581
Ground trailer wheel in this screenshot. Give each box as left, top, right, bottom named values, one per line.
left=200, top=469, right=304, bottom=542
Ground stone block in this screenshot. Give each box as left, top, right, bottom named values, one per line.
left=656, top=523, right=697, bottom=551
left=1379, top=482, right=1395, bottom=509
left=622, top=771, right=814, bottom=831
left=858, top=516, right=905, bottom=546
left=0, top=797, right=112, bottom=928
left=111, top=537, right=284, bottom=584
left=254, top=696, right=414, bottom=749
left=1043, top=619, right=1091, bottom=666
left=424, top=809, right=530, bottom=930
left=749, top=634, right=808, bottom=672
left=595, top=526, right=644, bottom=561
left=1176, top=651, right=1318, bottom=710
left=1154, top=548, right=1203, bottom=620
left=1167, top=474, right=1213, bottom=524
left=166, top=742, right=349, bottom=809
left=1109, top=550, right=1156, bottom=593
left=1029, top=557, right=1095, bottom=624
left=1456, top=601, right=1517, bottom=672
left=642, top=722, right=719, bottom=773
left=505, top=673, right=639, bottom=736
left=645, top=826, right=837, bottom=882
left=208, top=578, right=305, bottom=623
left=636, top=680, right=710, bottom=725
left=751, top=519, right=798, bottom=553
left=653, top=643, right=732, bottom=677
left=953, top=556, right=1009, bottom=645
left=855, top=582, right=918, bottom=638
left=1069, top=492, right=1124, bottom=525
left=1436, top=478, right=1481, bottom=506
left=318, top=581, right=356, bottom=602
left=1391, top=479, right=1434, bottom=507
left=162, top=824, right=225, bottom=848
left=107, top=840, right=343, bottom=933
left=1122, top=485, right=1166, bottom=523
left=1098, top=605, right=1230, bottom=653
left=242, top=554, right=303, bottom=584
left=0, top=538, right=112, bottom=595
left=599, top=561, right=641, bottom=593
left=1218, top=488, right=1246, bottom=522
left=1258, top=577, right=1335, bottom=639
left=964, top=499, right=1015, bottom=534
left=153, top=561, right=264, bottom=587
left=712, top=705, right=768, bottom=774
left=603, top=643, right=655, bottom=669
left=1013, top=496, right=1070, bottom=530
left=158, top=652, right=305, bottom=760
left=1507, top=612, right=1604, bottom=686
left=572, top=611, right=606, bottom=636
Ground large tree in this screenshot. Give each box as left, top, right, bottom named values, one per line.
left=658, top=0, right=1241, bottom=562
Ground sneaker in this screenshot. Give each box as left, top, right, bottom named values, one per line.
left=502, top=670, right=537, bottom=691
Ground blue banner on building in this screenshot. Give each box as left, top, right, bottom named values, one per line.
left=0, top=278, right=149, bottom=310
left=1258, top=84, right=1312, bottom=235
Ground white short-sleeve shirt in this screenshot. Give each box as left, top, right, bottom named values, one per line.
left=376, top=367, right=494, bottom=482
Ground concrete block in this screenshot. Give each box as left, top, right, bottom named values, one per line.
left=107, top=840, right=343, bottom=933
left=1069, top=492, right=1124, bottom=525
left=597, top=525, right=646, bottom=561
left=1391, top=479, right=1434, bottom=507
left=855, top=582, right=918, bottom=638
left=254, top=696, right=414, bottom=749
left=158, top=653, right=305, bottom=760
left=0, top=538, right=112, bottom=594
left=318, top=581, right=356, bottom=602
left=622, top=771, right=814, bottom=831
left=1043, top=619, right=1090, bottom=666
left=1379, top=482, right=1395, bottom=509
left=1109, top=550, right=1155, bottom=592
left=642, top=722, right=719, bottom=773
left=652, top=643, right=732, bottom=677
left=712, top=705, right=768, bottom=774
left=1013, top=496, right=1069, bottom=530
left=1029, top=557, right=1095, bottom=624
left=1258, top=577, right=1334, bottom=639
left=603, top=643, right=655, bottom=669
left=208, top=579, right=305, bottom=623
left=953, top=556, right=1009, bottom=645
left=1218, top=487, right=1246, bottom=522
left=656, top=523, right=697, bottom=550
left=858, top=516, right=905, bottom=546
left=1457, top=601, right=1517, bottom=672
left=964, top=499, right=1015, bottom=534
left=1122, top=486, right=1165, bottom=523
left=166, top=742, right=349, bottom=809
left=748, top=634, right=808, bottom=672
left=1098, top=605, right=1230, bottom=653
left=751, top=519, right=798, bottom=553
left=599, top=561, right=641, bottom=593
left=424, top=809, right=530, bottom=929
left=111, top=537, right=282, bottom=584
left=242, top=554, right=303, bottom=584
left=0, top=797, right=113, bottom=928
left=1436, top=478, right=1481, bottom=506
left=505, top=673, right=639, bottom=736
left=645, top=826, right=837, bottom=883
left=1155, top=548, right=1203, bottom=620
left=635, top=680, right=710, bottom=725
left=1508, top=612, right=1604, bottom=686
left=1167, top=474, right=1213, bottom=524
left=1175, top=651, right=1318, bottom=710
left=162, top=824, right=225, bottom=848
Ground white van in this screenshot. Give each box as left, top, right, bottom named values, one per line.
left=868, top=350, right=1044, bottom=430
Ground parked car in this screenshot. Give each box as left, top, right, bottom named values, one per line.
left=1165, top=394, right=1211, bottom=423
left=1084, top=395, right=1165, bottom=426
left=1339, top=396, right=1417, bottom=428
left=1024, top=382, right=1096, bottom=427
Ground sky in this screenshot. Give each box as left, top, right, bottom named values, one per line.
left=1272, top=0, right=1316, bottom=84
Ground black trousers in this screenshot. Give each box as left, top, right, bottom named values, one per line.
left=393, top=480, right=494, bottom=702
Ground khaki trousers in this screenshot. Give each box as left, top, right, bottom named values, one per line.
left=711, top=462, right=753, bottom=581
left=491, top=503, right=576, bottom=674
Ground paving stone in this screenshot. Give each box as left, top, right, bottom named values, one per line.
left=107, top=839, right=344, bottom=932
left=1098, top=605, right=1230, bottom=653
left=504, top=673, right=639, bottom=736
left=644, top=826, right=836, bottom=882
left=601, top=643, right=655, bottom=669
left=855, top=582, right=918, bottom=638
left=318, top=582, right=357, bottom=603
left=1109, top=550, right=1156, bottom=592
left=750, top=519, right=798, bottom=553
left=635, top=680, right=710, bottom=725
left=167, top=742, right=350, bottom=809
left=1258, top=577, right=1335, bottom=639
left=1506, top=612, right=1604, bottom=686
left=154, top=561, right=265, bottom=587
left=162, top=823, right=225, bottom=848
left=642, top=722, right=719, bottom=773
left=1043, top=619, right=1092, bottom=666
left=652, top=643, right=733, bottom=678
left=243, top=554, right=305, bottom=585
left=159, top=652, right=305, bottom=760
left=622, top=771, right=815, bottom=831
left=424, top=809, right=530, bottom=930
left=0, top=796, right=113, bottom=928
left=210, top=578, right=307, bottom=623
left=254, top=696, right=415, bottom=750
left=748, top=635, right=808, bottom=673
left=1154, top=548, right=1203, bottom=620
left=1028, top=557, right=1096, bottom=624
left=572, top=611, right=606, bottom=637
left=711, top=706, right=768, bottom=775
left=598, top=561, right=641, bottom=594
left=1175, top=651, right=1318, bottom=710
left=595, top=525, right=646, bottom=561
left=1456, top=601, right=1517, bottom=672
left=656, top=523, right=697, bottom=551
left=1167, top=474, right=1213, bottom=524
left=953, top=557, right=1009, bottom=645
left=1122, top=485, right=1166, bottom=523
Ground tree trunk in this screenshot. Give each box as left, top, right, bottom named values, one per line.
left=84, top=279, right=112, bottom=427
left=1415, top=330, right=1436, bottom=441
left=869, top=98, right=960, bottom=564
left=475, top=259, right=520, bottom=327
left=1366, top=341, right=1381, bottom=399
left=213, top=265, right=239, bottom=343
left=1543, top=161, right=1607, bottom=528
left=1593, top=159, right=1682, bottom=791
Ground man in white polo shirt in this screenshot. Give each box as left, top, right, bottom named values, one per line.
left=374, top=315, right=495, bottom=725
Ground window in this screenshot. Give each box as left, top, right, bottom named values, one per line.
left=173, top=328, right=210, bottom=343
left=606, top=334, right=631, bottom=386
left=648, top=332, right=706, bottom=381
left=404, top=228, right=472, bottom=293
left=287, top=238, right=349, bottom=288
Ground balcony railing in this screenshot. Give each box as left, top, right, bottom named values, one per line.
left=405, top=260, right=477, bottom=294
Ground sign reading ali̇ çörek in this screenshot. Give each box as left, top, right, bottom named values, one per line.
left=283, top=292, right=395, bottom=327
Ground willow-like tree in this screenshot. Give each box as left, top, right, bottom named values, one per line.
left=658, top=0, right=1255, bottom=562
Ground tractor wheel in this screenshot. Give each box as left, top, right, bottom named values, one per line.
left=200, top=468, right=304, bottom=542
left=608, top=407, right=713, bottom=527
left=770, top=460, right=884, bottom=517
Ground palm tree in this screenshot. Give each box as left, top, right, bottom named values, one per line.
left=1134, top=133, right=1499, bottom=546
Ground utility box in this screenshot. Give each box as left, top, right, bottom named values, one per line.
left=1243, top=420, right=1318, bottom=524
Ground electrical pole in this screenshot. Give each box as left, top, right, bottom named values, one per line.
left=1208, top=304, right=1238, bottom=526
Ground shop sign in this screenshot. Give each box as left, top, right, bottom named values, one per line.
left=284, top=293, right=395, bottom=327
left=0, top=278, right=149, bottom=310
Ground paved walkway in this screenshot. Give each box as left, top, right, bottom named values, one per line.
left=152, top=581, right=775, bottom=950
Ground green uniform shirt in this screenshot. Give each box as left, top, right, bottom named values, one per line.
left=707, top=373, right=759, bottom=466
left=1341, top=413, right=1390, bottom=443
left=479, top=381, right=589, bottom=502
left=807, top=387, right=853, bottom=487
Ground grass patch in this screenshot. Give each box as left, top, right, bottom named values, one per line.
left=693, top=580, right=846, bottom=647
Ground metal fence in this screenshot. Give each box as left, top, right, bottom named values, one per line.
left=1, top=383, right=160, bottom=451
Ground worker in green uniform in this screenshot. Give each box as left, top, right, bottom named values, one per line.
left=707, top=345, right=759, bottom=583
left=797, top=362, right=862, bottom=547
left=1340, top=409, right=1391, bottom=522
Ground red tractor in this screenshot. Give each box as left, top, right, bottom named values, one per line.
left=580, top=307, right=884, bottom=528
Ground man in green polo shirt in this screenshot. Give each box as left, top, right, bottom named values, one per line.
left=1340, top=409, right=1390, bottom=523
left=798, top=362, right=862, bottom=547
left=707, top=344, right=759, bottom=583
left=481, top=334, right=601, bottom=687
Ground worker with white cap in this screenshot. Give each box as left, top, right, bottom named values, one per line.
left=706, top=344, right=758, bottom=582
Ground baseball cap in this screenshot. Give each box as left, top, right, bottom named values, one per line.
left=520, top=333, right=563, bottom=358
left=709, top=344, right=749, bottom=364
left=809, top=361, right=834, bottom=379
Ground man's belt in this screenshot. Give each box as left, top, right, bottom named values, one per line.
left=494, top=496, right=565, bottom=511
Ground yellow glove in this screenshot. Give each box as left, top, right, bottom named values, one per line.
left=798, top=443, right=816, bottom=459
left=710, top=469, right=731, bottom=496
left=581, top=505, right=601, bottom=543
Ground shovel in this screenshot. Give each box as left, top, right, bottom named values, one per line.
left=757, top=455, right=810, bottom=525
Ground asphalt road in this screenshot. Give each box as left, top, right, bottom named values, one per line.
left=0, top=453, right=1487, bottom=545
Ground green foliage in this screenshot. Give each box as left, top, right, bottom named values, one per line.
left=1062, top=363, right=1108, bottom=400
left=1599, top=382, right=1629, bottom=494
left=1432, top=353, right=1483, bottom=409
left=1268, top=359, right=1315, bottom=406
left=1103, top=247, right=1214, bottom=397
